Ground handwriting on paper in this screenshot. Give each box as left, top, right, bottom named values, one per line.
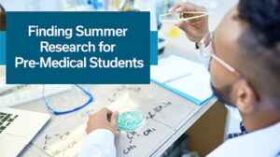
left=120, top=100, right=173, bottom=156
left=40, top=125, right=86, bottom=157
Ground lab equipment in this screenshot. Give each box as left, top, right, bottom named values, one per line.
left=0, top=108, right=50, bottom=157
left=87, top=0, right=104, bottom=10
left=0, top=85, right=72, bottom=107
left=160, top=11, right=208, bottom=23
left=43, top=85, right=94, bottom=116
left=117, top=110, right=145, bottom=132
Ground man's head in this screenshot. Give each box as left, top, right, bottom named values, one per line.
left=211, top=0, right=280, bottom=116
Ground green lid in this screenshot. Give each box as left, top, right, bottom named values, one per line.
left=117, top=111, right=145, bottom=132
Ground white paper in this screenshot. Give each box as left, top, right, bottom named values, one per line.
left=151, top=55, right=213, bottom=103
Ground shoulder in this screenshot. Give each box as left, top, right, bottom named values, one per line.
left=207, top=122, right=280, bottom=157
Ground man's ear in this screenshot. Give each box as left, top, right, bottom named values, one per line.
left=233, top=79, right=258, bottom=114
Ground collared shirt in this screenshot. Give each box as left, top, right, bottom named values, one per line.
left=226, top=122, right=247, bottom=139
left=207, top=122, right=280, bottom=157
left=80, top=122, right=280, bottom=157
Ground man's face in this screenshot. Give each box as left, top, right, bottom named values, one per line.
left=209, top=7, right=244, bottom=107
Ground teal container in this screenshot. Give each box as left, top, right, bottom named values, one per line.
left=117, top=111, right=145, bottom=132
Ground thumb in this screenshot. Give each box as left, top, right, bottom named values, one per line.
left=110, top=111, right=119, bottom=133
left=110, top=111, right=118, bottom=126
left=99, top=108, right=112, bottom=121
left=175, top=21, right=191, bottom=31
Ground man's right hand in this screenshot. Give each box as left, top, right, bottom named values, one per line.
left=86, top=108, right=118, bottom=135
left=170, top=2, right=209, bottom=43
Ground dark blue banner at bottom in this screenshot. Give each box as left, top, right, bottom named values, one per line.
left=6, top=12, right=151, bottom=84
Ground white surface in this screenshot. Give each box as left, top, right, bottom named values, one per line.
left=0, top=0, right=63, bottom=11
left=0, top=108, right=50, bottom=157
left=0, top=85, right=72, bottom=107
left=151, top=55, right=213, bottom=102
left=16, top=84, right=208, bottom=157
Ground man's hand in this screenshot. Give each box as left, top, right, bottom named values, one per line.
left=170, top=2, right=209, bottom=42
left=86, top=108, right=118, bottom=135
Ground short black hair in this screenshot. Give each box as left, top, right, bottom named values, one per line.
left=238, top=0, right=280, bottom=47
left=237, top=0, right=280, bottom=101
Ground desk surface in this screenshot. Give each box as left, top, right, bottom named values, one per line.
left=16, top=83, right=216, bottom=157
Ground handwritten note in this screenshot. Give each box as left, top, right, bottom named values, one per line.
left=116, top=100, right=174, bottom=156
left=38, top=125, right=85, bottom=157
left=31, top=84, right=198, bottom=157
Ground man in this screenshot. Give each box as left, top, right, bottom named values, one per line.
left=80, top=0, right=280, bottom=156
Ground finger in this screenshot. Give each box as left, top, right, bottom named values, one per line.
left=190, top=20, right=207, bottom=29
left=176, top=17, right=206, bottom=30
left=183, top=26, right=198, bottom=35
left=91, top=108, right=112, bottom=123
left=99, top=108, right=113, bottom=117
left=107, top=112, right=112, bottom=122
left=86, top=119, right=92, bottom=133
left=175, top=21, right=191, bottom=30
left=176, top=24, right=200, bottom=41
left=100, top=108, right=111, bottom=113
left=93, top=109, right=115, bottom=122
left=174, top=7, right=184, bottom=13
left=109, top=112, right=118, bottom=134
left=110, top=111, right=118, bottom=127
left=169, top=3, right=183, bottom=12
left=184, top=29, right=201, bottom=41
left=174, top=2, right=200, bottom=13
left=87, top=113, right=95, bottom=122
left=184, top=2, right=206, bottom=12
